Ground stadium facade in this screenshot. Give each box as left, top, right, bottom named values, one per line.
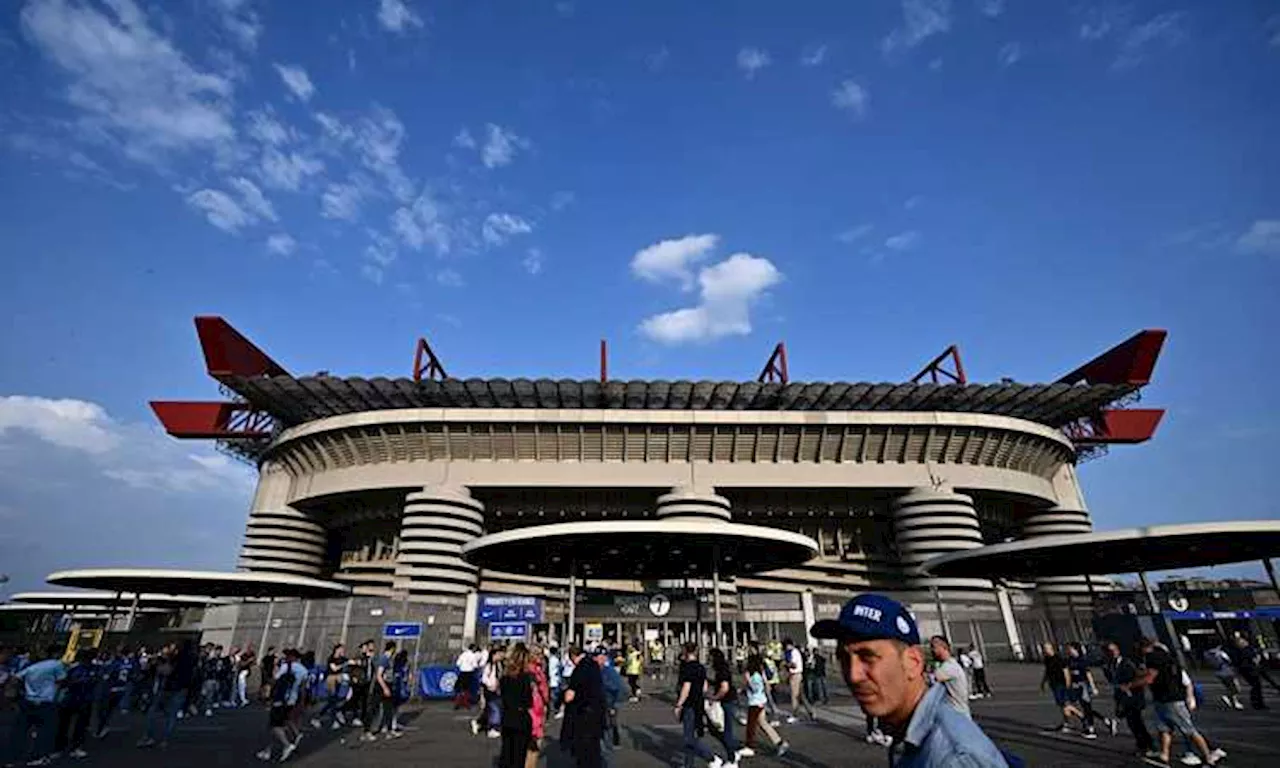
left=154, top=318, right=1166, bottom=662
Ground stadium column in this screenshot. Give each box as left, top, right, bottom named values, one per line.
left=654, top=485, right=734, bottom=643
left=237, top=462, right=328, bottom=577
left=891, top=486, right=990, bottom=638
left=1021, top=504, right=1095, bottom=639
left=393, top=485, right=484, bottom=604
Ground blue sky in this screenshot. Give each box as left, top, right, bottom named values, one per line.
left=1, top=0, right=1278, bottom=594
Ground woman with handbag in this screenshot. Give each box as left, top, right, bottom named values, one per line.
left=673, top=642, right=733, bottom=768
left=707, top=648, right=747, bottom=764
left=498, top=644, right=534, bottom=768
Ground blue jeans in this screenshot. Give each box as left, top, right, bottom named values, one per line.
left=720, top=699, right=740, bottom=753
left=145, top=689, right=183, bottom=742
left=10, top=700, right=57, bottom=762
left=681, top=705, right=714, bottom=767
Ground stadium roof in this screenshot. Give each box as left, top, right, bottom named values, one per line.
left=222, top=375, right=1140, bottom=428
left=46, top=569, right=351, bottom=600
left=920, top=521, right=1280, bottom=579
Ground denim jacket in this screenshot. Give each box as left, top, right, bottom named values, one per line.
left=889, top=684, right=1008, bottom=768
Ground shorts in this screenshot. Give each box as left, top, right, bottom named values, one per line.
left=1050, top=687, right=1068, bottom=707
left=1153, top=701, right=1200, bottom=738
left=269, top=704, right=288, bottom=728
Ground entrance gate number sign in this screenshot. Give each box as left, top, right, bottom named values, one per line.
left=479, top=595, right=543, bottom=623
left=489, top=622, right=529, bottom=641
left=585, top=623, right=604, bottom=642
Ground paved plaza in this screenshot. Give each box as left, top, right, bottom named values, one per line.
left=4, top=663, right=1278, bottom=767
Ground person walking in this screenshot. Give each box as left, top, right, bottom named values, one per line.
left=1039, top=642, right=1072, bottom=732
left=1202, top=643, right=1242, bottom=710
left=624, top=643, right=644, bottom=702
left=1064, top=641, right=1109, bottom=739
left=546, top=645, right=564, bottom=720
left=810, top=646, right=830, bottom=705
left=560, top=645, right=605, bottom=768
left=811, top=595, right=1009, bottom=767
left=525, top=646, right=551, bottom=768
left=361, top=641, right=398, bottom=742
left=598, top=648, right=625, bottom=766
left=1229, top=635, right=1267, bottom=710
left=780, top=639, right=816, bottom=723
left=673, top=642, right=733, bottom=768
left=968, top=647, right=992, bottom=699
left=256, top=649, right=302, bottom=763
left=1103, top=641, right=1156, bottom=759
left=928, top=636, right=971, bottom=718
left=1136, top=637, right=1225, bottom=767
left=235, top=649, right=255, bottom=708
left=454, top=643, right=480, bottom=710
left=498, top=644, right=535, bottom=768
left=472, top=647, right=504, bottom=738
left=138, top=641, right=194, bottom=749
left=708, top=648, right=748, bottom=765
left=10, top=645, right=66, bottom=766
left=342, top=641, right=374, bottom=729
left=53, top=649, right=98, bottom=760
left=741, top=654, right=789, bottom=758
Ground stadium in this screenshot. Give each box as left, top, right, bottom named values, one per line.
left=151, top=317, right=1166, bottom=663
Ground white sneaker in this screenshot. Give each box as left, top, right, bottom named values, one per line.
left=1179, top=753, right=1202, bottom=766
left=487, top=729, right=501, bottom=738
left=554, top=710, right=564, bottom=720
left=351, top=718, right=363, bottom=727
left=256, top=748, right=273, bottom=761
left=359, top=733, right=378, bottom=743
left=470, top=720, right=480, bottom=735
left=279, top=742, right=297, bottom=762
left=709, top=757, right=725, bottom=768
left=785, top=716, right=797, bottom=724
left=777, top=742, right=790, bottom=757
left=1232, top=700, right=1244, bottom=710
left=310, top=718, right=321, bottom=729
left=736, top=746, right=756, bottom=758
left=176, top=710, right=185, bottom=720
left=1208, top=748, right=1227, bottom=763
left=331, top=721, right=342, bottom=731
left=204, top=709, right=213, bottom=717
left=70, top=749, right=88, bottom=759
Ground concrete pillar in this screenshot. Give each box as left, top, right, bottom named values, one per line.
left=800, top=591, right=817, bottom=648
left=462, top=590, right=479, bottom=644
left=891, top=486, right=989, bottom=593
left=995, top=584, right=1024, bottom=660
left=1021, top=505, right=1095, bottom=614
left=238, top=462, right=328, bottom=577
left=394, top=485, right=484, bottom=603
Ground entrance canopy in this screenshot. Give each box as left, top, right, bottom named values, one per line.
left=10, top=591, right=221, bottom=609
left=0, top=603, right=167, bottom=615
left=922, top=520, right=1280, bottom=579
left=461, top=520, right=818, bottom=580
left=46, top=569, right=351, bottom=600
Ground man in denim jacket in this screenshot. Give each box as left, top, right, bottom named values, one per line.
left=811, top=594, right=1008, bottom=768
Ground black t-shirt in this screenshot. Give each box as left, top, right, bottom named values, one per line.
left=711, top=665, right=736, bottom=700
left=1043, top=654, right=1067, bottom=689
left=678, top=660, right=707, bottom=712
left=1144, top=648, right=1183, bottom=703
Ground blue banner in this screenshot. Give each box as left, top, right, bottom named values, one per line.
left=479, top=594, right=543, bottom=623
left=383, top=622, right=423, bottom=638
left=1164, top=607, right=1280, bottom=620
left=418, top=666, right=460, bottom=699
left=489, top=622, right=529, bottom=641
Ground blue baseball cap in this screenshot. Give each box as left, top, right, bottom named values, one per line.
left=810, top=594, right=920, bottom=646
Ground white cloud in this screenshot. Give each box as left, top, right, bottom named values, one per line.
left=645, top=47, right=670, bottom=72
left=211, top=0, right=262, bottom=51
left=20, top=0, right=235, bottom=161
left=0, top=394, right=251, bottom=493
left=321, top=181, right=364, bottom=221
left=800, top=44, right=827, bottom=67
left=247, top=109, right=291, bottom=146
left=882, top=0, right=952, bottom=55
left=274, top=63, right=315, bottom=102
left=736, top=47, right=771, bottom=79
left=831, top=80, right=869, bottom=118
left=392, top=191, right=451, bottom=254
left=1114, top=12, right=1187, bottom=69
left=265, top=233, right=296, bottom=255
left=836, top=224, right=873, bottom=244
left=185, top=188, right=252, bottom=233
left=228, top=176, right=276, bottom=221
left=435, top=269, right=464, bottom=288
left=377, top=0, right=423, bottom=33
left=0, top=396, right=119, bottom=454
left=360, top=263, right=384, bottom=284
left=480, top=124, right=527, bottom=169
left=523, top=247, right=544, bottom=275
left=1235, top=220, right=1280, bottom=257
left=453, top=128, right=476, bottom=149
left=354, top=106, right=413, bottom=200
left=885, top=230, right=922, bottom=251
left=314, top=112, right=355, bottom=143
left=482, top=212, right=533, bottom=247
left=999, top=42, right=1023, bottom=67
left=978, top=0, right=1003, bottom=18
left=639, top=252, right=782, bottom=345
left=259, top=146, right=323, bottom=191
left=630, top=233, right=719, bottom=290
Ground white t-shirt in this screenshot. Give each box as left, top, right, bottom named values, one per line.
left=787, top=647, right=804, bottom=675
left=968, top=650, right=984, bottom=670
left=934, top=659, right=971, bottom=717
left=457, top=650, right=478, bottom=672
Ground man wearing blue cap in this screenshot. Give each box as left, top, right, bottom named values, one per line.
left=811, top=594, right=1008, bottom=767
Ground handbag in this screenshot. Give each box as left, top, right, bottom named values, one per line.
left=703, top=699, right=725, bottom=732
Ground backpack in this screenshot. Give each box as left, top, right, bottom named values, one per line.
left=482, top=662, right=499, bottom=692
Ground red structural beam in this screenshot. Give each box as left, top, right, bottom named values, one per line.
left=149, top=401, right=276, bottom=439
left=1065, top=408, right=1165, bottom=445
left=194, top=316, right=289, bottom=380
left=910, top=345, right=967, bottom=385
left=758, top=342, right=789, bottom=385
left=412, top=337, right=448, bottom=381
left=1057, top=329, right=1167, bottom=387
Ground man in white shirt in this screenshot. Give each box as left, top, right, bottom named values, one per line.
left=781, top=638, right=816, bottom=722
left=453, top=644, right=480, bottom=709
left=968, top=646, right=992, bottom=698
left=929, top=636, right=972, bottom=718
